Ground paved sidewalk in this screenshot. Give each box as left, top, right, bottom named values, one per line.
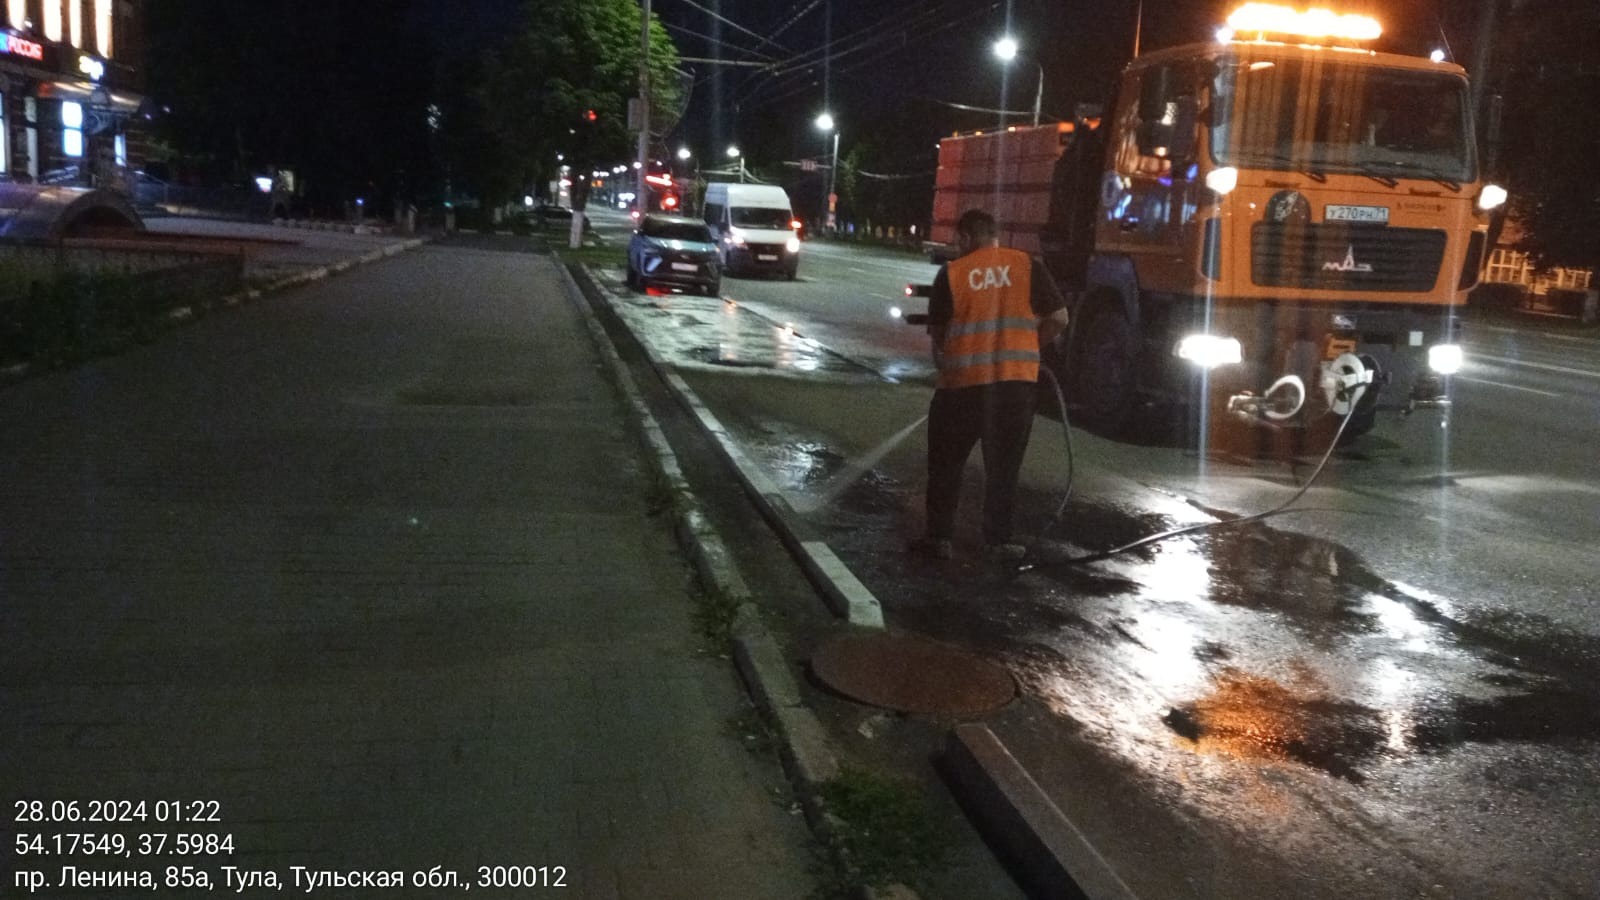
left=1, top=243, right=818, bottom=898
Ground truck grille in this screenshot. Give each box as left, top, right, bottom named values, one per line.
left=1251, top=224, right=1446, bottom=292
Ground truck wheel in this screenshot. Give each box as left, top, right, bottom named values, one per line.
left=1334, top=393, right=1379, bottom=446
left=1071, top=303, right=1136, bottom=435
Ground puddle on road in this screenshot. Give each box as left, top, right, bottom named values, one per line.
left=618, top=294, right=875, bottom=377
left=1162, top=667, right=1385, bottom=783
left=750, top=438, right=1600, bottom=780
left=1164, top=667, right=1600, bottom=782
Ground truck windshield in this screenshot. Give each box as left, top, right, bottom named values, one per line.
left=1212, top=58, right=1474, bottom=184
left=730, top=207, right=792, bottom=229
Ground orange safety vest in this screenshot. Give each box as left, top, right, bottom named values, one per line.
left=938, top=246, right=1039, bottom=389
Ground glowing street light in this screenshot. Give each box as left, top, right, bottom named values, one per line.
left=992, top=36, right=1043, bottom=127
left=815, top=113, right=840, bottom=232
left=676, top=147, right=692, bottom=160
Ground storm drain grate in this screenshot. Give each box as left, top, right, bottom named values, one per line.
left=810, top=630, right=1015, bottom=716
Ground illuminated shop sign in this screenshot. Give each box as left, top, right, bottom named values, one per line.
left=2, top=32, right=44, bottom=61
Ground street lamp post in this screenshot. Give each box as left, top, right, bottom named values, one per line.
left=726, top=145, right=746, bottom=183
left=993, top=36, right=1043, bottom=127
left=675, top=147, right=694, bottom=214
left=815, top=112, right=839, bottom=233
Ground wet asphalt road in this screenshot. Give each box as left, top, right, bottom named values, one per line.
left=587, top=208, right=1600, bottom=897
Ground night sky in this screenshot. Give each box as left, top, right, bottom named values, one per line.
left=651, top=0, right=1488, bottom=176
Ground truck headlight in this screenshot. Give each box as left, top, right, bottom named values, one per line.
left=785, top=236, right=801, bottom=253
left=1175, top=334, right=1243, bottom=368
left=728, top=228, right=747, bottom=247
left=1204, top=166, right=1238, bottom=196
left=1428, top=343, right=1463, bottom=374
left=1477, top=184, right=1507, bottom=212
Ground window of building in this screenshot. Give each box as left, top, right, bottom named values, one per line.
left=62, top=101, right=84, bottom=158
left=0, top=94, right=8, bottom=174
left=6, top=0, right=24, bottom=30
left=96, top=0, right=113, bottom=58
left=114, top=133, right=126, bottom=167
left=45, top=0, right=63, bottom=42
left=70, top=0, right=85, bottom=48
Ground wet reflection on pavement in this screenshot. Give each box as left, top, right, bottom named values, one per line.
left=609, top=284, right=880, bottom=378
left=722, top=411, right=1600, bottom=890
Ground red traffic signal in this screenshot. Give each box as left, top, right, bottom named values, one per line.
left=584, top=109, right=597, bottom=122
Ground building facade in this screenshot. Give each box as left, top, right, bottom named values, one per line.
left=0, top=0, right=144, bottom=191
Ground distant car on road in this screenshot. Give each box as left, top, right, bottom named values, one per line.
left=627, top=215, right=721, bottom=296
left=512, top=202, right=592, bottom=233
left=702, top=182, right=801, bottom=279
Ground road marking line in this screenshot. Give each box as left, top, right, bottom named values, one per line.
left=1475, top=324, right=1597, bottom=344
left=1469, top=352, right=1600, bottom=380
left=1456, top=375, right=1560, bottom=397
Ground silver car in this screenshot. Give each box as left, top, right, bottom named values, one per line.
left=626, top=215, right=722, bottom=296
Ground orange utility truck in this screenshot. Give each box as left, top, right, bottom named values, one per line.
left=928, top=3, right=1504, bottom=439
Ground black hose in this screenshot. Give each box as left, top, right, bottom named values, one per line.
left=1016, top=374, right=1366, bottom=574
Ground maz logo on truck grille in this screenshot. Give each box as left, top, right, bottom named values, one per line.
left=1323, top=246, right=1374, bottom=273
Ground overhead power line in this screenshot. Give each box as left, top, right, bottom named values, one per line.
left=671, top=0, right=790, bottom=54
left=740, top=1, right=1001, bottom=113
left=662, top=21, right=778, bottom=61
left=752, top=0, right=822, bottom=57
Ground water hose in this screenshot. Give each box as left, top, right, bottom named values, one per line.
left=1016, top=368, right=1366, bottom=574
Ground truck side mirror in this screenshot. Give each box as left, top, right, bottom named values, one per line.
left=1136, top=96, right=1199, bottom=162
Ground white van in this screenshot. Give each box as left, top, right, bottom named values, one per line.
left=701, top=182, right=800, bottom=279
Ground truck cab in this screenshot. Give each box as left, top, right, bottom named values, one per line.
left=1084, top=37, right=1492, bottom=437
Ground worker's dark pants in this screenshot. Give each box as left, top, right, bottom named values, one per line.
left=925, top=380, right=1037, bottom=544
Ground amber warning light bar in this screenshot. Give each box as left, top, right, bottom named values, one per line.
left=1222, top=3, right=1382, bottom=42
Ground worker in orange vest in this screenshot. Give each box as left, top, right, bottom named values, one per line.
left=911, top=209, right=1070, bottom=561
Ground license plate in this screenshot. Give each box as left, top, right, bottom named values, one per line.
left=670, top=262, right=698, bottom=272
left=757, top=254, right=778, bottom=262
left=1325, top=204, right=1389, bottom=224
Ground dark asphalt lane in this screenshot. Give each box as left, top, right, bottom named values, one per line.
left=586, top=232, right=1600, bottom=899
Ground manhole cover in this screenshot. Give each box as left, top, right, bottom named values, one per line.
left=810, top=631, right=1015, bottom=716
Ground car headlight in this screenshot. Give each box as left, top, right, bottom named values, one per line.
left=728, top=228, right=747, bottom=247
left=1428, top=343, right=1463, bottom=374
left=1175, top=333, right=1243, bottom=368
left=785, top=236, right=801, bottom=253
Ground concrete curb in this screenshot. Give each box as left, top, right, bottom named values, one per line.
left=557, top=259, right=913, bottom=900
left=0, top=237, right=432, bottom=388
left=563, top=260, right=1143, bottom=900
left=578, top=264, right=885, bottom=630
left=941, top=724, right=1140, bottom=900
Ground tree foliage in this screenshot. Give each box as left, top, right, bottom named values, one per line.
left=461, top=0, right=681, bottom=208
left=1491, top=1, right=1600, bottom=272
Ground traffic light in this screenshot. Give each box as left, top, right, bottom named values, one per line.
left=585, top=109, right=597, bottom=122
